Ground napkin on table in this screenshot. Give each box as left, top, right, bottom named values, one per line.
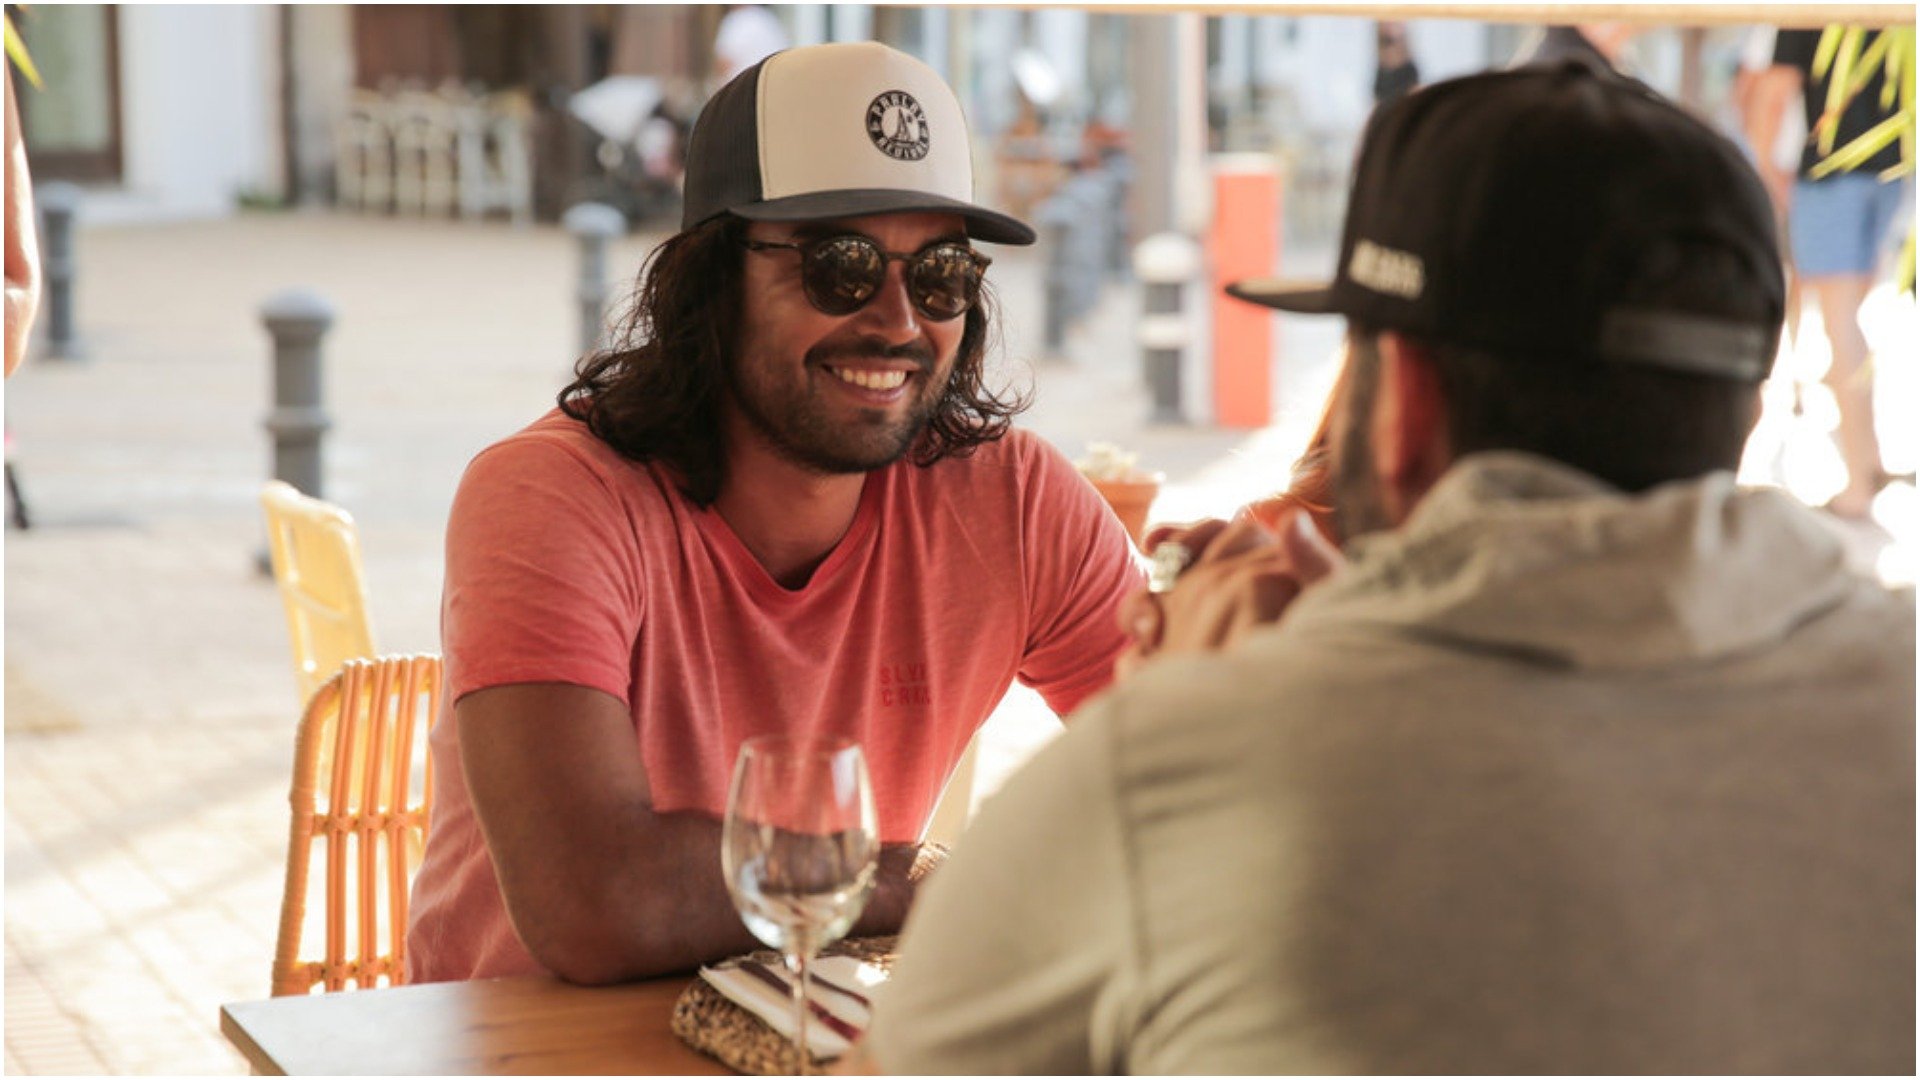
left=699, top=954, right=887, bottom=1060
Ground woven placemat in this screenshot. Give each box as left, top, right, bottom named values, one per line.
left=672, top=936, right=897, bottom=1075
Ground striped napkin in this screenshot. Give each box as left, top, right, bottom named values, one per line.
left=699, top=955, right=887, bottom=1060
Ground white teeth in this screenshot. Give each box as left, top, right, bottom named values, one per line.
left=830, top=367, right=908, bottom=391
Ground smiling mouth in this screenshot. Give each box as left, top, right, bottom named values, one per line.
left=824, top=366, right=909, bottom=391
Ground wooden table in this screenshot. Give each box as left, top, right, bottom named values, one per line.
left=220, top=974, right=731, bottom=1075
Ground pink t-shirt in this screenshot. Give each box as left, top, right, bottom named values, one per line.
left=406, top=410, right=1142, bottom=982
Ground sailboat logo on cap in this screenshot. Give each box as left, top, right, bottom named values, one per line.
left=865, top=91, right=931, bottom=161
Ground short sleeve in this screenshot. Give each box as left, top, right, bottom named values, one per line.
left=1013, top=435, right=1146, bottom=717
left=442, top=436, right=646, bottom=705
left=867, top=702, right=1140, bottom=1074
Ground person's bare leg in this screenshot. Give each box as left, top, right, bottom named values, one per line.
left=1811, top=273, right=1881, bottom=518
left=1781, top=253, right=1802, bottom=349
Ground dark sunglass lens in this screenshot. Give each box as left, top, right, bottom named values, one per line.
left=803, top=237, right=885, bottom=316
left=909, top=245, right=981, bottom=321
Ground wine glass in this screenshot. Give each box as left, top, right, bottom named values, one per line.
left=722, top=734, right=879, bottom=1074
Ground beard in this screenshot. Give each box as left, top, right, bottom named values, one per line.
left=728, top=334, right=950, bottom=474
left=1331, top=335, right=1396, bottom=544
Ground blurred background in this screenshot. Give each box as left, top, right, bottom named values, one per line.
left=4, top=3, right=1913, bottom=1073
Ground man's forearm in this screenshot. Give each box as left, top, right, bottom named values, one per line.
left=497, top=806, right=928, bottom=984
left=500, top=805, right=756, bottom=983
left=458, top=684, right=934, bottom=984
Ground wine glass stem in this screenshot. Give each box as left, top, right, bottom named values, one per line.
left=790, top=949, right=811, bottom=1076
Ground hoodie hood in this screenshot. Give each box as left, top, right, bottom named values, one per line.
left=1303, top=453, right=1855, bottom=671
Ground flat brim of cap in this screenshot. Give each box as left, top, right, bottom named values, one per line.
left=1224, top=277, right=1340, bottom=313
left=731, top=188, right=1037, bottom=246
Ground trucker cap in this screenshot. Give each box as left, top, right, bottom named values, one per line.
left=1229, top=62, right=1784, bottom=381
left=681, top=41, right=1036, bottom=246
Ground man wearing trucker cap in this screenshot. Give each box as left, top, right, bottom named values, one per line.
left=405, top=42, right=1142, bottom=984
left=863, top=63, right=1913, bottom=1073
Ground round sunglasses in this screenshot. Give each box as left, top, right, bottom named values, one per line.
left=743, top=234, right=991, bottom=322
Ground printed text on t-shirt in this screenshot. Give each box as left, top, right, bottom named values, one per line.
left=879, top=662, right=931, bottom=707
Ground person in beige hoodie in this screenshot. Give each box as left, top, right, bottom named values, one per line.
left=859, top=63, right=1914, bottom=1075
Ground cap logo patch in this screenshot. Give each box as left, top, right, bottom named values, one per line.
left=1349, top=239, right=1425, bottom=300
left=866, top=90, right=931, bottom=161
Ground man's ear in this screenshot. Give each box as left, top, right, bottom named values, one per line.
left=1372, top=332, right=1452, bottom=516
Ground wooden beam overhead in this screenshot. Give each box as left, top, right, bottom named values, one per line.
left=992, top=4, right=1913, bottom=29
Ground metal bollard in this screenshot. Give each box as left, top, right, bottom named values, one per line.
left=1040, top=167, right=1124, bottom=358
left=1039, top=197, right=1076, bottom=357
left=1132, top=233, right=1201, bottom=424
left=261, top=290, right=336, bottom=500
left=37, top=181, right=83, bottom=360
left=563, top=202, right=625, bottom=357
left=1107, top=156, right=1135, bottom=278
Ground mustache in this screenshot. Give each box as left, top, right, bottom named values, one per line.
left=808, top=337, right=936, bottom=370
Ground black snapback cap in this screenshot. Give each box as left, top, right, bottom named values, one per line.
left=1230, top=62, right=1785, bottom=381
left=682, top=41, right=1035, bottom=245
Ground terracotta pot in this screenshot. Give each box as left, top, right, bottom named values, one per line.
left=1089, top=474, right=1162, bottom=549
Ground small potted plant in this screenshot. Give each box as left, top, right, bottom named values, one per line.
left=1075, top=442, right=1162, bottom=549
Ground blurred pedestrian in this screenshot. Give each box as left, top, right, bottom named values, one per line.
left=1733, top=25, right=1805, bottom=348
left=1745, top=27, right=1911, bottom=519
left=1372, top=21, right=1420, bottom=104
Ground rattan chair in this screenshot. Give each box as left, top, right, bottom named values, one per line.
left=272, top=654, right=442, bottom=996
left=261, top=481, right=378, bottom=705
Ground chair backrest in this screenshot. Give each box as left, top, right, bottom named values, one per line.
left=261, top=481, right=378, bottom=705
left=272, top=653, right=442, bottom=996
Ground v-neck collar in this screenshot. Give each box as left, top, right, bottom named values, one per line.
left=691, top=468, right=886, bottom=604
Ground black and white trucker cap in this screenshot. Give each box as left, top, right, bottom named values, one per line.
left=681, top=41, right=1036, bottom=246
left=1229, top=62, right=1785, bottom=382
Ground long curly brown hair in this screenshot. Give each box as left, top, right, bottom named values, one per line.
left=557, top=214, right=1028, bottom=507
left=1245, top=357, right=1343, bottom=543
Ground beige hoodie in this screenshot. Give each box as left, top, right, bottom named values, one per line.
left=874, top=453, right=1915, bottom=1074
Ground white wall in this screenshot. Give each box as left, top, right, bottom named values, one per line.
left=828, top=5, right=873, bottom=45
left=1247, top=17, right=1495, bottom=133
left=969, top=9, right=1024, bottom=134
left=287, top=5, right=355, bottom=207
left=1031, top=8, right=1090, bottom=114
left=85, top=5, right=280, bottom=224
left=1408, top=18, right=1499, bottom=83
left=1253, top=19, right=1373, bottom=132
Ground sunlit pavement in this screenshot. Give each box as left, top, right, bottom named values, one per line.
left=3, top=212, right=1911, bottom=1074
left=1739, top=281, right=1918, bottom=586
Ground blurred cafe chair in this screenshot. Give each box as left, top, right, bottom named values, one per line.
left=261, top=481, right=378, bottom=707
left=334, top=90, right=394, bottom=213
left=273, top=653, right=442, bottom=995
left=391, top=88, right=460, bottom=218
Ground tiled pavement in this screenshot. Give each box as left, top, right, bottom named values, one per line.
left=2, top=212, right=1910, bottom=1075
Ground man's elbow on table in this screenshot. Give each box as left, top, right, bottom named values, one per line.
left=520, top=923, right=640, bottom=987
left=500, top=867, right=694, bottom=985
left=507, top=894, right=647, bottom=985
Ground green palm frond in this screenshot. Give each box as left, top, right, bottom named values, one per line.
left=4, top=8, right=41, bottom=90
left=1811, top=25, right=1916, bottom=292
left=1815, top=26, right=1866, bottom=154
left=1809, top=113, right=1908, bottom=177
